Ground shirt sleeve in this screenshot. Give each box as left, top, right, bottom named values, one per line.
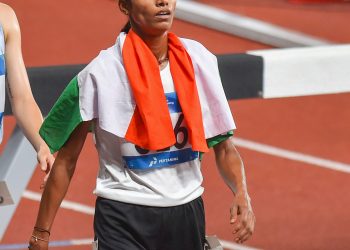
left=198, top=130, right=234, bottom=160
left=206, top=130, right=234, bottom=148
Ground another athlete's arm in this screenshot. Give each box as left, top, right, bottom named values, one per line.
left=29, top=121, right=91, bottom=250
left=0, top=4, right=54, bottom=174
left=213, top=137, right=255, bottom=244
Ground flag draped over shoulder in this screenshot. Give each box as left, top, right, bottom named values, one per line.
left=40, top=32, right=236, bottom=154
left=123, top=30, right=208, bottom=152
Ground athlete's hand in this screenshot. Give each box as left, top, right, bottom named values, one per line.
left=230, top=191, right=255, bottom=244
left=36, top=143, right=55, bottom=189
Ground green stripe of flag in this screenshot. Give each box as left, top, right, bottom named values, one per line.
left=40, top=76, right=83, bottom=153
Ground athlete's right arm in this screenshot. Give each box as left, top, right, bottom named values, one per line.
left=28, top=121, right=91, bottom=250
left=0, top=3, right=55, bottom=176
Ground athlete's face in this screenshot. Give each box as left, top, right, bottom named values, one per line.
left=120, top=0, right=177, bottom=37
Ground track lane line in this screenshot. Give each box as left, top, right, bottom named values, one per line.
left=0, top=238, right=261, bottom=250
left=0, top=238, right=93, bottom=249
left=22, top=190, right=94, bottom=215
left=220, top=239, right=262, bottom=250
left=234, top=137, right=350, bottom=174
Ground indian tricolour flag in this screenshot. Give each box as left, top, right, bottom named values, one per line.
left=40, top=33, right=235, bottom=153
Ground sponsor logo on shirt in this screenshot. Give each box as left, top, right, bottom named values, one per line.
left=122, top=92, right=199, bottom=170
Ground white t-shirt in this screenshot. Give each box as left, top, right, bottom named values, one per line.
left=93, top=62, right=204, bottom=207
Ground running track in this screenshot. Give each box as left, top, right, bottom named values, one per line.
left=1, top=1, right=349, bottom=249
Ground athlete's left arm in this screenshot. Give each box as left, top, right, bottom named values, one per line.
left=3, top=6, right=54, bottom=179
left=213, top=137, right=255, bottom=244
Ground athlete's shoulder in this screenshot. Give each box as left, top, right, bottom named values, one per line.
left=0, top=3, right=15, bottom=17
left=180, top=37, right=217, bottom=64
left=80, top=32, right=126, bottom=79
left=180, top=38, right=214, bottom=56
left=180, top=38, right=217, bottom=68
left=0, top=3, right=19, bottom=39
left=80, top=45, right=119, bottom=75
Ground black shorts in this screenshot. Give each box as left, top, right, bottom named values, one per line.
left=94, top=196, right=206, bottom=250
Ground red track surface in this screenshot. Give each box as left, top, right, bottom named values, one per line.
left=1, top=1, right=350, bottom=249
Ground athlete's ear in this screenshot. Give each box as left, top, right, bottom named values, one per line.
left=119, top=0, right=130, bottom=15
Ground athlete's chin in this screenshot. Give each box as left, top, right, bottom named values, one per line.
left=156, top=24, right=172, bottom=31
left=152, top=20, right=174, bottom=32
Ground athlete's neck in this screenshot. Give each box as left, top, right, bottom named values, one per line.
left=133, top=29, right=169, bottom=63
